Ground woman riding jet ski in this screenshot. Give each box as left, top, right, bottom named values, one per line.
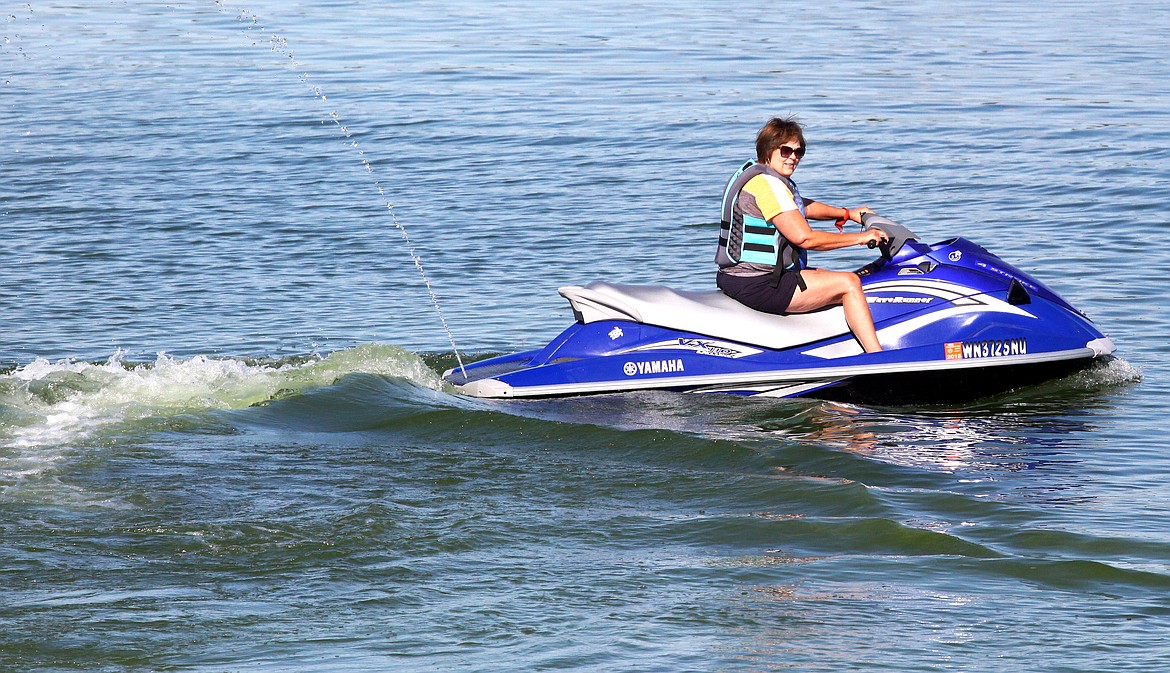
left=443, top=120, right=1115, bottom=403
left=715, top=117, right=887, bottom=354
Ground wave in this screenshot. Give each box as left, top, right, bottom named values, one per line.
left=0, top=344, right=452, bottom=450
left=3, top=346, right=1164, bottom=597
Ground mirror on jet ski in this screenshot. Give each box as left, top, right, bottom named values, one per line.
left=860, top=212, right=918, bottom=260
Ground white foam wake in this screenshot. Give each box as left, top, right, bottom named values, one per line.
left=1, top=344, right=447, bottom=450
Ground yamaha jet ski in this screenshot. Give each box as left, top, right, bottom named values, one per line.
left=444, top=215, right=1115, bottom=404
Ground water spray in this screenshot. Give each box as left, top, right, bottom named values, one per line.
left=213, top=1, right=467, bottom=376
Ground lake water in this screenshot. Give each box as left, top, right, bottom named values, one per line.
left=3, top=1, right=1169, bottom=671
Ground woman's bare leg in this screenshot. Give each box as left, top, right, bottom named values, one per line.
left=785, top=269, right=883, bottom=353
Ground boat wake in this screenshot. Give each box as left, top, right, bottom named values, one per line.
left=0, top=344, right=450, bottom=451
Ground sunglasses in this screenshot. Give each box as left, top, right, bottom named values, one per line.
left=778, top=145, right=806, bottom=159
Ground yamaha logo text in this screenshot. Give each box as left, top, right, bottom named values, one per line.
left=623, top=359, right=686, bottom=376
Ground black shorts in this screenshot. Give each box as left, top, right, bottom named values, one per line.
left=716, top=270, right=801, bottom=315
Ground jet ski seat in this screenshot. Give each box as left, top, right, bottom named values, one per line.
left=559, top=281, right=852, bottom=351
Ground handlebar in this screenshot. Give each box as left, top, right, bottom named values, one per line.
left=858, top=212, right=919, bottom=260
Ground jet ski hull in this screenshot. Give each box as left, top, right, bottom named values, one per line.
left=445, top=236, right=1115, bottom=404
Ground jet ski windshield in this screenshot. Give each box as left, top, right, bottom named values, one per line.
left=861, top=213, right=918, bottom=260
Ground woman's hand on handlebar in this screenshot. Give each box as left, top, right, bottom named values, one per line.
left=859, top=228, right=888, bottom=248
left=849, top=205, right=875, bottom=223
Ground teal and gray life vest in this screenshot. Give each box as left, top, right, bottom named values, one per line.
left=715, top=160, right=808, bottom=276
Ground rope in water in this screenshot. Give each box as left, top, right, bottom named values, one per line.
left=215, top=1, right=467, bottom=376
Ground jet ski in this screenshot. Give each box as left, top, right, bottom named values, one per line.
left=444, top=214, right=1115, bottom=404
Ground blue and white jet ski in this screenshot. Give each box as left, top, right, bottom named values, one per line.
left=444, top=215, right=1115, bottom=404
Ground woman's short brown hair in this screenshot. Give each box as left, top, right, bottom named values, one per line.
left=755, top=116, right=806, bottom=164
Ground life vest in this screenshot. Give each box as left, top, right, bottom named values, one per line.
left=715, top=161, right=808, bottom=276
